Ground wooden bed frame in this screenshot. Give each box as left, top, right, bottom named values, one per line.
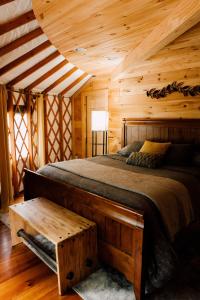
left=24, top=118, right=200, bottom=300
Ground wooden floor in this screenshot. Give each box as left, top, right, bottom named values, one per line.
left=0, top=221, right=81, bottom=300
left=1, top=194, right=200, bottom=299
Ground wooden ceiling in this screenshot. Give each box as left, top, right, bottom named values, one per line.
left=0, top=0, right=91, bottom=96
left=2, top=0, right=200, bottom=85
left=32, top=0, right=181, bottom=76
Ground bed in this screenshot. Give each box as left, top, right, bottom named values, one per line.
left=24, top=118, right=200, bottom=300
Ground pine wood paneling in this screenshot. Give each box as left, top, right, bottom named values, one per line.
left=113, top=0, right=200, bottom=79
left=32, top=0, right=179, bottom=76
left=73, top=24, right=200, bottom=154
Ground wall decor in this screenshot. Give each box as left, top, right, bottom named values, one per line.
left=146, top=81, right=200, bottom=99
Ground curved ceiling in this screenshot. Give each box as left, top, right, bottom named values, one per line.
left=0, top=0, right=91, bottom=97
left=32, top=0, right=179, bottom=76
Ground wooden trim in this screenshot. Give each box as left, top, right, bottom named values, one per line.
left=0, top=10, right=35, bottom=35
left=0, top=28, right=43, bottom=57
left=24, top=169, right=144, bottom=229
left=71, top=95, right=75, bottom=158
left=26, top=94, right=34, bottom=170
left=42, top=66, right=78, bottom=94
left=0, top=40, right=51, bottom=76
left=121, top=118, right=200, bottom=146
left=81, top=94, right=87, bottom=158
left=7, top=91, right=18, bottom=194
left=25, top=60, right=68, bottom=91
left=0, top=0, right=15, bottom=6
left=7, top=51, right=60, bottom=87
left=43, top=95, right=48, bottom=164
left=58, top=95, right=64, bottom=160
left=122, top=118, right=200, bottom=127
left=59, top=73, right=88, bottom=96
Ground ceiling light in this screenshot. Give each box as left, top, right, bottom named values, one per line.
left=74, top=47, right=87, bottom=53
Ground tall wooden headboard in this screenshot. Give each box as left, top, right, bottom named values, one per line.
left=122, top=118, right=200, bottom=146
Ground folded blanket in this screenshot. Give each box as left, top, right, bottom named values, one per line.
left=51, top=159, right=194, bottom=241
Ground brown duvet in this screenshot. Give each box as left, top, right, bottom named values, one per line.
left=37, top=155, right=200, bottom=294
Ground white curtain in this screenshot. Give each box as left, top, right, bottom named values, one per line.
left=0, top=85, right=13, bottom=211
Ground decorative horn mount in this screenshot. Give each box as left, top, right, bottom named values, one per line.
left=146, top=81, right=200, bottom=99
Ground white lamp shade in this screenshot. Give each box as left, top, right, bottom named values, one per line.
left=91, top=111, right=108, bottom=131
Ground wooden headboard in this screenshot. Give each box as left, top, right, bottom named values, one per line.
left=122, top=118, right=200, bottom=146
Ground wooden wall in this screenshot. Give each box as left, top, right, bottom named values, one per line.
left=73, top=23, right=200, bottom=155
left=72, top=78, right=109, bottom=157
left=72, top=92, right=84, bottom=158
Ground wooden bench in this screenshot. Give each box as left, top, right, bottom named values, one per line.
left=9, top=197, right=98, bottom=295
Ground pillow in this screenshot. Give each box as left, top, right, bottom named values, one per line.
left=165, top=144, right=192, bottom=166
left=140, top=140, right=171, bottom=155
left=126, top=152, right=164, bottom=169
left=117, top=141, right=144, bottom=157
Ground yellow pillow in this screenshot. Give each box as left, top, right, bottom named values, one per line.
left=139, top=140, right=171, bottom=155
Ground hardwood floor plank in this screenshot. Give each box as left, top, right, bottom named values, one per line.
left=0, top=222, right=81, bottom=299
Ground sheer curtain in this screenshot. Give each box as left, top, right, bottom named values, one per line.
left=0, top=85, right=13, bottom=211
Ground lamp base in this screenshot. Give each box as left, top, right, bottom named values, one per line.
left=92, top=131, right=108, bottom=157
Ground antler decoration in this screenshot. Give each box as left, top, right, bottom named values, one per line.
left=146, top=81, right=200, bottom=99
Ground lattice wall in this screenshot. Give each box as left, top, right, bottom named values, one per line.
left=7, top=91, right=72, bottom=195
left=44, top=95, right=72, bottom=163
left=7, top=91, right=39, bottom=194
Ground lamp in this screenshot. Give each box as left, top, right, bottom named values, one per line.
left=91, top=111, right=108, bottom=156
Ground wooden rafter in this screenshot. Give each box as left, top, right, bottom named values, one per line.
left=71, top=76, right=92, bottom=98
left=7, top=51, right=60, bottom=87
left=42, top=66, right=78, bottom=94
left=59, top=73, right=88, bottom=96
left=0, top=0, right=14, bottom=6
left=25, top=60, right=68, bottom=91
left=113, top=0, right=200, bottom=80
left=0, top=10, right=35, bottom=35
left=0, top=40, right=51, bottom=76
left=0, top=28, right=43, bottom=57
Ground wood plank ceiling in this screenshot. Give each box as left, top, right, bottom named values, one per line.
left=0, top=0, right=91, bottom=97
left=32, top=0, right=181, bottom=77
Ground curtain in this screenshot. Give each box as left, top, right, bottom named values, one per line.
left=0, top=85, right=13, bottom=211
left=37, top=94, right=46, bottom=167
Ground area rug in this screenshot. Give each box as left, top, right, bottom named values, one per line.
left=73, top=266, right=136, bottom=300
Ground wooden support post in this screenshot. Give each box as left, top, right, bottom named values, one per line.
left=7, top=91, right=18, bottom=195
left=43, top=95, right=48, bottom=164
left=58, top=95, right=64, bottom=161
left=26, top=93, right=34, bottom=170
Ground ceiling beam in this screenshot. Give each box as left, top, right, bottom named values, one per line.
left=113, top=0, right=200, bottom=80
left=0, top=10, right=35, bottom=35
left=0, top=40, right=51, bottom=76
left=0, top=27, right=43, bottom=57
left=42, top=66, right=78, bottom=94
left=59, top=73, right=88, bottom=96
left=25, top=60, right=69, bottom=91
left=0, top=0, right=15, bottom=6
left=7, top=51, right=60, bottom=87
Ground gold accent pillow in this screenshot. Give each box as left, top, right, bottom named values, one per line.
left=139, top=140, right=171, bottom=155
